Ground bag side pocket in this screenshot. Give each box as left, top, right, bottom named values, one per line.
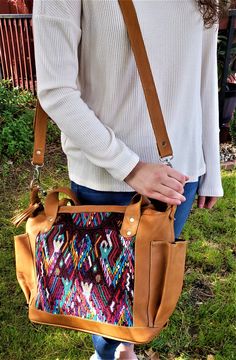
left=14, top=233, right=36, bottom=304
left=148, top=241, right=168, bottom=326
left=153, top=240, right=187, bottom=328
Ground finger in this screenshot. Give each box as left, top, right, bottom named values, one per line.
left=150, top=184, right=186, bottom=203
left=160, top=176, right=185, bottom=194
left=148, top=191, right=182, bottom=206
left=204, top=197, right=218, bottom=209
left=166, top=166, right=189, bottom=184
left=197, top=196, right=205, bottom=208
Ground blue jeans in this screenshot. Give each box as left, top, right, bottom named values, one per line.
left=71, top=181, right=199, bottom=360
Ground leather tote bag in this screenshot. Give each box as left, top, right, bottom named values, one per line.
left=13, top=0, right=187, bottom=344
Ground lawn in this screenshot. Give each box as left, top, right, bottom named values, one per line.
left=0, top=157, right=235, bottom=360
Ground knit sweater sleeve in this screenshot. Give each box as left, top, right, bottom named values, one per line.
left=32, top=0, right=139, bottom=181
left=198, top=24, right=224, bottom=197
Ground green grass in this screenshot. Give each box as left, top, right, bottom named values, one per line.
left=0, top=161, right=235, bottom=360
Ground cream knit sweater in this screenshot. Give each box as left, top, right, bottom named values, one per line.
left=33, top=0, right=223, bottom=196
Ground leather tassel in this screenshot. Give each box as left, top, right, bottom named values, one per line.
left=12, top=203, right=40, bottom=227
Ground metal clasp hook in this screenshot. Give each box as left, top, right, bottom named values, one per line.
left=159, top=156, right=173, bottom=167
left=30, top=163, right=47, bottom=196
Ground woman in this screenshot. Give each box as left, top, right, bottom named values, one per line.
left=33, top=1, right=225, bottom=359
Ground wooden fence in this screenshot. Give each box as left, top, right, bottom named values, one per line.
left=0, top=14, right=36, bottom=94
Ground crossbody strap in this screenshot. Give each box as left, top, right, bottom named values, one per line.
left=118, top=0, right=172, bottom=159
left=32, top=0, right=173, bottom=167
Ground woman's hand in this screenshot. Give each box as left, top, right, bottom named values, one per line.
left=197, top=196, right=218, bottom=209
left=124, top=161, right=189, bottom=205
left=227, top=73, right=236, bottom=84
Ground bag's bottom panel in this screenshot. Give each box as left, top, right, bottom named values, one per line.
left=29, top=305, right=162, bottom=344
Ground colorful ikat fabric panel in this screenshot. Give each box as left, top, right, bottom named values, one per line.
left=35, top=212, right=135, bottom=326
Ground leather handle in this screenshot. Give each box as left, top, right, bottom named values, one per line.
left=32, top=0, right=173, bottom=167
left=120, top=194, right=143, bottom=237
left=44, top=187, right=80, bottom=222
left=44, top=187, right=144, bottom=236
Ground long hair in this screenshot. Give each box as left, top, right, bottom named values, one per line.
left=197, top=0, right=232, bottom=27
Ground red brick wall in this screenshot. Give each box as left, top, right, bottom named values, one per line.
left=0, top=0, right=33, bottom=14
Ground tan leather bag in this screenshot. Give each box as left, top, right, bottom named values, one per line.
left=13, top=0, right=187, bottom=344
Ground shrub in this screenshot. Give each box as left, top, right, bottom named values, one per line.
left=230, top=110, right=236, bottom=146
left=0, top=79, right=60, bottom=163
left=0, top=109, right=34, bottom=160
left=0, top=80, right=35, bottom=162
left=217, top=34, right=236, bottom=91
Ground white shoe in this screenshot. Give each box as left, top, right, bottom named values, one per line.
left=89, top=354, right=99, bottom=360
left=114, top=344, right=138, bottom=360
left=89, top=345, right=138, bottom=360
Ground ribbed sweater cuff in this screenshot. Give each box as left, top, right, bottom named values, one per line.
left=107, top=152, right=140, bottom=182
left=198, top=174, right=224, bottom=197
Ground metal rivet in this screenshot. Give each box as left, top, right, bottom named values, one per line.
left=129, top=217, right=135, bottom=223
left=95, top=275, right=101, bottom=283
left=44, top=228, right=48, bottom=232
left=127, top=230, right=132, bottom=236
left=162, top=141, right=166, bottom=147
left=48, top=217, right=53, bottom=222
left=36, top=150, right=41, bottom=155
